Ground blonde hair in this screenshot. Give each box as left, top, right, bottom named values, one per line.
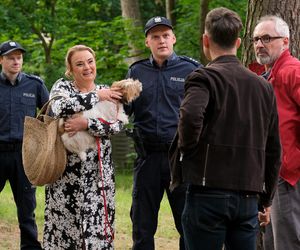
left=65, top=45, right=96, bottom=78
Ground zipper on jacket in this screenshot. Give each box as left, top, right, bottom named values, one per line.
left=202, top=144, right=210, bottom=186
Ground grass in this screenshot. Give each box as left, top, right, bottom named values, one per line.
left=0, top=170, right=180, bottom=249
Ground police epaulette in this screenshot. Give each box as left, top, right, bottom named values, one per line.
left=26, top=73, right=44, bottom=84
left=179, top=55, right=201, bottom=66
left=129, top=58, right=148, bottom=68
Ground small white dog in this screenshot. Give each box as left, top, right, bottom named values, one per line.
left=60, top=78, right=142, bottom=161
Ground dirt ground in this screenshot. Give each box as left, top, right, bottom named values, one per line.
left=0, top=222, right=179, bottom=250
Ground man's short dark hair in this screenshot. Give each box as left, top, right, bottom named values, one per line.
left=205, top=7, right=243, bottom=49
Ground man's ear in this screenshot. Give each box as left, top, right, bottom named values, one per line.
left=145, top=38, right=149, bottom=48
left=283, top=37, right=289, bottom=49
left=172, top=33, right=176, bottom=45
left=236, top=38, right=241, bottom=49
left=203, top=33, right=209, bottom=49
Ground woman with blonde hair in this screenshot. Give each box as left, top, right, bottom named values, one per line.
left=43, top=45, right=123, bottom=250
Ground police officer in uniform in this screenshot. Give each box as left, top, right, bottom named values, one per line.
left=0, top=41, right=49, bottom=249
left=125, top=17, right=201, bottom=250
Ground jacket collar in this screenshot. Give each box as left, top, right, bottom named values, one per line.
left=149, top=52, right=178, bottom=67
left=0, top=72, right=23, bottom=85
left=207, top=55, right=240, bottom=66
left=269, top=49, right=291, bottom=79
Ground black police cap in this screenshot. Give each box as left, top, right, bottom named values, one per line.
left=0, top=41, right=26, bottom=56
left=144, top=16, right=173, bottom=36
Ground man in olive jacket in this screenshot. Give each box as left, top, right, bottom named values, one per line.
left=169, top=7, right=281, bottom=250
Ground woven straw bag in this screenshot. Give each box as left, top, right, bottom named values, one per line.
left=22, top=96, right=67, bottom=186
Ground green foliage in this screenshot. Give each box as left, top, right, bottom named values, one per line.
left=209, top=0, right=248, bottom=24
left=0, top=0, right=249, bottom=88
left=174, top=0, right=201, bottom=61
left=0, top=1, right=130, bottom=88
left=43, top=64, right=65, bottom=90
left=139, top=1, right=166, bottom=24
left=66, top=0, right=122, bottom=21
left=174, top=0, right=248, bottom=62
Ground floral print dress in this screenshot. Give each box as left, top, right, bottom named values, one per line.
left=43, top=78, right=123, bottom=250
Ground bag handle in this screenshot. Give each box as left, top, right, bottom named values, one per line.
left=36, top=94, right=67, bottom=119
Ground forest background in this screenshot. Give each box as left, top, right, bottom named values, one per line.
left=0, top=0, right=249, bottom=89
left=0, top=0, right=299, bottom=90
left=0, top=0, right=299, bottom=171
left=0, top=0, right=300, bottom=249
left=0, top=0, right=251, bottom=170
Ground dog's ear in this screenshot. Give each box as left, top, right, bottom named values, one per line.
left=123, top=80, right=142, bottom=103
left=111, top=78, right=142, bottom=103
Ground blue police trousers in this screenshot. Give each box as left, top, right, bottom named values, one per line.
left=0, top=148, right=42, bottom=250
left=131, top=150, right=186, bottom=250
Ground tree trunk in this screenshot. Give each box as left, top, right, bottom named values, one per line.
left=199, top=0, right=210, bottom=65
left=242, top=0, right=300, bottom=67
left=166, top=0, right=176, bottom=26
left=120, top=0, right=143, bottom=64
left=121, top=0, right=141, bottom=21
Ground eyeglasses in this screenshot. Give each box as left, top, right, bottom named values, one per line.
left=250, top=35, right=283, bottom=44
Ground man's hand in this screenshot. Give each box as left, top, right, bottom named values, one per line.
left=258, top=206, right=271, bottom=226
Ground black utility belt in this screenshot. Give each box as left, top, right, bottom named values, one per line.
left=0, top=141, right=22, bottom=152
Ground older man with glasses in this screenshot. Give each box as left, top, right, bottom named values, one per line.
left=253, top=15, right=300, bottom=250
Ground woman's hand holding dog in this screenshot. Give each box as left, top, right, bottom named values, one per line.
left=97, top=87, right=123, bottom=103
left=64, top=114, right=88, bottom=137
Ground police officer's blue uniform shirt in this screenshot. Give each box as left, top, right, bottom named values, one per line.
left=0, top=72, right=49, bottom=142
left=126, top=52, right=200, bottom=143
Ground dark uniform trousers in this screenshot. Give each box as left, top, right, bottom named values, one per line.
left=0, top=142, right=42, bottom=250
left=131, top=142, right=186, bottom=250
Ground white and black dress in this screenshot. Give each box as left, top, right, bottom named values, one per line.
left=43, top=78, right=123, bottom=250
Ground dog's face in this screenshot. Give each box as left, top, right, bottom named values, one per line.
left=111, top=79, right=142, bottom=104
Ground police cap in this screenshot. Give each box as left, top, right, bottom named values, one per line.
left=0, top=41, right=26, bottom=56
left=144, top=16, right=173, bottom=36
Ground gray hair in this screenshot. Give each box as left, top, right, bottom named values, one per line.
left=257, top=15, right=290, bottom=38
